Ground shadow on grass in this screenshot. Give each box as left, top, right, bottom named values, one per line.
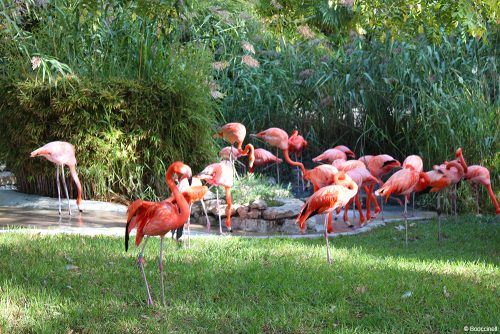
left=0, top=215, right=498, bottom=333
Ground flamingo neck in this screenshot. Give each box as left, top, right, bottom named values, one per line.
left=282, top=149, right=306, bottom=175
left=456, top=153, right=468, bottom=174
left=446, top=161, right=464, bottom=177
left=334, top=173, right=358, bottom=195
left=166, top=168, right=190, bottom=224
left=240, top=144, right=255, bottom=168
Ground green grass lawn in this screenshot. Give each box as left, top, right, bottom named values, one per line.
left=1, top=215, right=498, bottom=333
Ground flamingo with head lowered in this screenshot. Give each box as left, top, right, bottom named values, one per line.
left=251, top=127, right=306, bottom=184
left=30, top=141, right=83, bottom=215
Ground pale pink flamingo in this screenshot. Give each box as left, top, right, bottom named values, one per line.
left=344, top=168, right=381, bottom=226
left=125, top=161, right=192, bottom=305
left=251, top=128, right=306, bottom=183
left=30, top=141, right=82, bottom=215
left=296, top=171, right=358, bottom=263
left=375, top=167, right=430, bottom=245
left=196, top=161, right=234, bottom=233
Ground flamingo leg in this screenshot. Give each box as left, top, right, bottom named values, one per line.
left=411, top=192, right=415, bottom=217
left=437, top=194, right=442, bottom=241
left=230, top=144, right=240, bottom=180
left=355, top=193, right=365, bottom=226
left=60, top=165, right=72, bottom=215
left=216, top=188, right=222, bottom=234
left=380, top=195, right=384, bottom=221
left=324, top=214, right=332, bottom=264
left=56, top=165, right=62, bottom=215
left=186, top=204, right=192, bottom=249
left=225, top=186, right=233, bottom=232
left=200, top=200, right=211, bottom=231
left=137, top=237, right=153, bottom=305
left=343, top=199, right=353, bottom=227
left=276, top=148, right=280, bottom=184
left=404, top=196, right=408, bottom=246
left=485, top=184, right=500, bottom=214
left=352, top=196, right=357, bottom=223
left=159, top=237, right=165, bottom=306
left=327, top=212, right=333, bottom=233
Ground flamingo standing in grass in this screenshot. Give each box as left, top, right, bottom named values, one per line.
left=455, top=148, right=500, bottom=215
left=375, top=167, right=430, bottom=245
left=197, top=161, right=234, bottom=233
left=30, top=141, right=83, bottom=215
left=288, top=130, right=308, bottom=190
left=296, top=171, right=358, bottom=263
left=125, top=161, right=193, bottom=306
left=415, top=161, right=461, bottom=240
left=251, top=128, right=306, bottom=184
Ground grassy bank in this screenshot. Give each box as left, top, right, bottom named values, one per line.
left=1, top=215, right=498, bottom=333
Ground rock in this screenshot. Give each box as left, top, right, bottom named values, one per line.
left=250, top=199, right=267, bottom=210
left=208, top=203, right=241, bottom=217
left=262, top=197, right=304, bottom=220
left=236, top=206, right=249, bottom=217
left=280, top=219, right=302, bottom=234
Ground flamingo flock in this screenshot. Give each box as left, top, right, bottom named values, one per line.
left=30, top=123, right=499, bottom=305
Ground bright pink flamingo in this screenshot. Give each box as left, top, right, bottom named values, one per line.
left=288, top=130, right=308, bottom=189
left=251, top=128, right=306, bottom=183
left=197, top=161, right=234, bottom=233
left=363, top=154, right=401, bottom=221
left=125, top=161, right=192, bottom=305
left=30, top=141, right=82, bottom=215
left=403, top=155, right=424, bottom=216
left=375, top=167, right=429, bottom=245
left=455, top=148, right=500, bottom=215
left=296, top=171, right=358, bottom=263
left=250, top=148, right=282, bottom=173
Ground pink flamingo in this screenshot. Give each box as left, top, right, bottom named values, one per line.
left=363, top=154, right=401, bottom=221
left=197, top=161, right=234, bottom=233
left=251, top=128, right=306, bottom=184
left=333, top=145, right=356, bottom=159
left=455, top=148, right=500, bottom=215
left=125, top=161, right=192, bottom=305
left=403, top=155, right=424, bottom=216
left=296, top=171, right=358, bottom=263
left=214, top=123, right=247, bottom=177
left=375, top=167, right=430, bottom=245
left=250, top=148, right=282, bottom=173
left=30, top=141, right=82, bottom=215
left=288, top=130, right=308, bottom=190
left=344, top=168, right=381, bottom=226
left=312, top=149, right=347, bottom=164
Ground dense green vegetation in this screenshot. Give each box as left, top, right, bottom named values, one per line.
left=1, top=215, right=498, bottom=333
left=0, top=0, right=498, bottom=209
